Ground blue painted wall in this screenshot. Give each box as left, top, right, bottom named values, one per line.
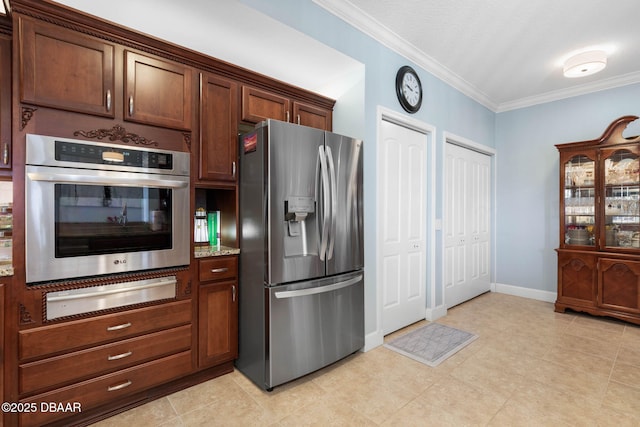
left=241, top=0, right=496, bottom=339
left=495, top=84, right=640, bottom=293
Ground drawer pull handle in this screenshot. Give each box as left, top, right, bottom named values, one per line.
left=107, top=351, right=133, bottom=361
left=106, top=89, right=112, bottom=112
left=108, top=380, right=132, bottom=392
left=211, top=268, right=229, bottom=273
left=107, top=322, right=132, bottom=331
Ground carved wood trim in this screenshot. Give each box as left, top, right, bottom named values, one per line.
left=556, top=115, right=640, bottom=149
left=19, top=303, right=35, bottom=325
left=183, top=133, right=192, bottom=151
left=569, top=258, right=586, bottom=271
left=73, top=124, right=158, bottom=146
left=21, top=106, right=37, bottom=130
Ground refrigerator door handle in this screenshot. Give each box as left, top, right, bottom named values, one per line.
left=317, top=145, right=330, bottom=260
left=325, top=146, right=338, bottom=260
left=274, top=274, right=363, bottom=299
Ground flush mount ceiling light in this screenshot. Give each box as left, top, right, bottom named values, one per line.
left=563, top=50, right=607, bottom=78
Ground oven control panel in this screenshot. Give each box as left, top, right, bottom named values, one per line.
left=55, top=141, right=173, bottom=169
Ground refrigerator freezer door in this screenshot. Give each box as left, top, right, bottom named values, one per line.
left=267, top=271, right=364, bottom=388
left=267, top=120, right=326, bottom=285
left=324, top=132, right=364, bottom=275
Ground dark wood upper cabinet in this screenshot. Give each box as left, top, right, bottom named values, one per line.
left=293, top=101, right=332, bottom=130
left=124, top=51, right=192, bottom=131
left=241, top=85, right=333, bottom=131
left=199, top=73, right=238, bottom=182
left=19, top=17, right=193, bottom=131
left=241, top=85, right=290, bottom=124
left=19, top=16, right=115, bottom=118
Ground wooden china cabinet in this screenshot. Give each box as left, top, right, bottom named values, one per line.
left=556, top=115, right=640, bottom=324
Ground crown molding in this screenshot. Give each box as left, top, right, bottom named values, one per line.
left=313, top=0, right=497, bottom=110
left=496, top=71, right=640, bottom=112
left=313, top=0, right=640, bottom=114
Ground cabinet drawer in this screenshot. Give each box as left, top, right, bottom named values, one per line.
left=19, top=299, right=191, bottom=360
left=19, top=350, right=192, bottom=427
left=19, top=324, right=191, bottom=394
left=199, top=256, right=238, bottom=282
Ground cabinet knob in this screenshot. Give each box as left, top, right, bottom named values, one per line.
left=128, top=95, right=134, bottom=116
left=297, top=114, right=301, bottom=125
left=285, top=111, right=290, bottom=122
left=211, top=267, right=229, bottom=273
left=232, top=285, right=236, bottom=302
left=232, top=161, right=236, bottom=178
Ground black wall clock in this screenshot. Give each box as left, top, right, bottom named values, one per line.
left=395, top=65, right=422, bottom=113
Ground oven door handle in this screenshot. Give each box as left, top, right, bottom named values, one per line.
left=46, top=276, right=178, bottom=302
left=27, top=172, right=189, bottom=189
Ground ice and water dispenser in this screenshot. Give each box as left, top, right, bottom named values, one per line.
left=284, top=196, right=315, bottom=256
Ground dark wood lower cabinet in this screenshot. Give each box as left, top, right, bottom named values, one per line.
left=556, top=250, right=597, bottom=309
left=20, top=351, right=193, bottom=427
left=197, top=256, right=239, bottom=368
left=598, top=258, right=640, bottom=314
left=556, top=250, right=640, bottom=324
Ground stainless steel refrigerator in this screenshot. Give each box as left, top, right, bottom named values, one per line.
left=236, top=119, right=364, bottom=390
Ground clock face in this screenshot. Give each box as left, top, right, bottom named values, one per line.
left=395, top=66, right=422, bottom=113
left=402, top=72, right=421, bottom=107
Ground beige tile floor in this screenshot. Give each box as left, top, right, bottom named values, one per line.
left=92, top=292, right=640, bottom=426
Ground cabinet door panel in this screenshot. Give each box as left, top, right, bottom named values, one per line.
left=19, top=17, right=115, bottom=117
left=199, top=73, right=238, bottom=181
left=241, top=86, right=289, bottom=123
left=293, top=101, right=332, bottom=130
left=599, top=258, right=640, bottom=313
left=198, top=281, right=238, bottom=367
left=557, top=251, right=596, bottom=306
left=124, top=51, right=192, bottom=130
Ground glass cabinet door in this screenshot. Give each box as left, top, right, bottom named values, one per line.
left=603, top=148, right=640, bottom=248
left=564, top=154, right=595, bottom=246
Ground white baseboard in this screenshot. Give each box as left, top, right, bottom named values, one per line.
left=363, top=329, right=384, bottom=352
left=425, top=304, right=447, bottom=321
left=492, top=282, right=557, bottom=303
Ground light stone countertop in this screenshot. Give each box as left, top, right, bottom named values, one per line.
left=194, top=245, right=240, bottom=258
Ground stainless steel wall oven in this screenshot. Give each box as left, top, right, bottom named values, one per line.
left=25, top=134, right=190, bottom=284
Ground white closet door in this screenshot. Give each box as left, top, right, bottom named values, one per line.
left=444, top=143, right=491, bottom=308
left=380, top=119, right=426, bottom=335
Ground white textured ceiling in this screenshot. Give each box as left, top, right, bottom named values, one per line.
left=316, top=0, right=640, bottom=111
